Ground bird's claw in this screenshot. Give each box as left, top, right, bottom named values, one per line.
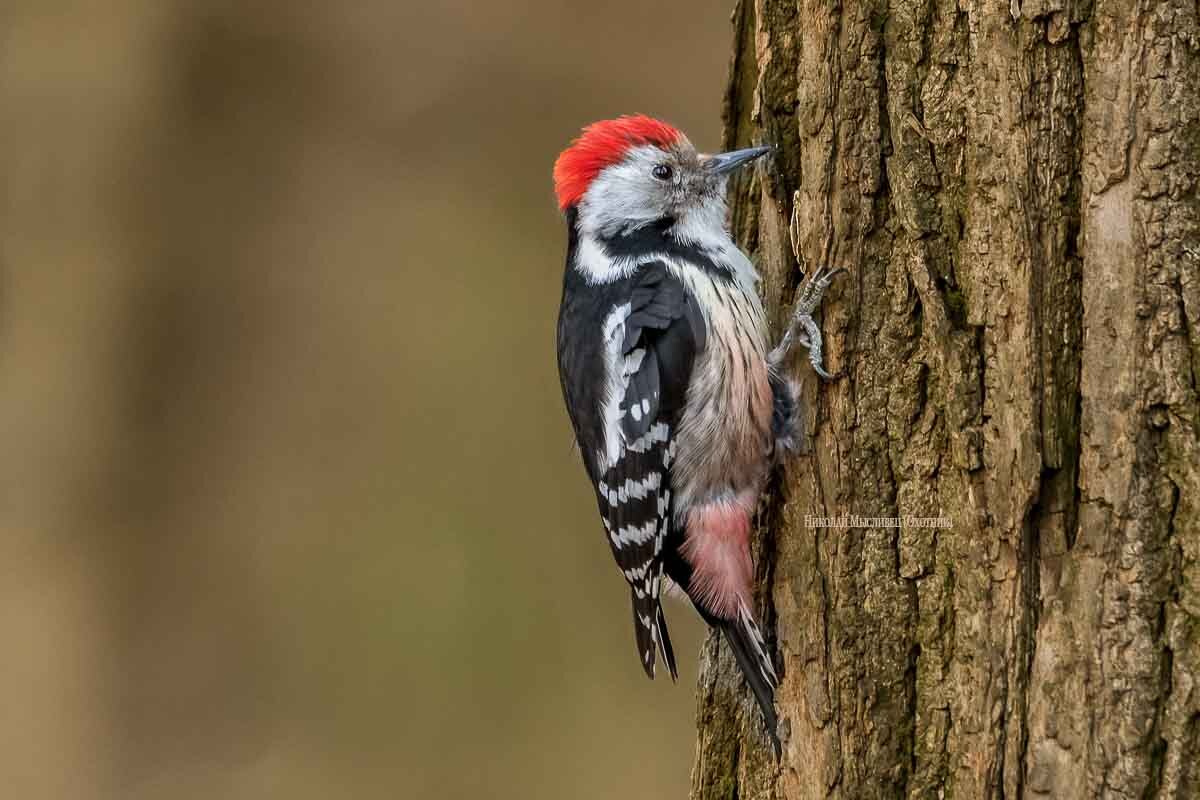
left=792, top=266, right=844, bottom=318
left=769, top=266, right=844, bottom=379
left=811, top=360, right=834, bottom=380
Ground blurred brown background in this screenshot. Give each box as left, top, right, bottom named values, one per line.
left=0, top=2, right=734, bottom=798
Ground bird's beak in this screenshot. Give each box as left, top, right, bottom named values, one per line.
left=707, top=145, right=772, bottom=176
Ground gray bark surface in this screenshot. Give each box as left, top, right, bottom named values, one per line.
left=692, top=0, right=1200, bottom=797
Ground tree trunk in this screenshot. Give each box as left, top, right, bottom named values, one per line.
left=692, top=0, right=1200, bottom=797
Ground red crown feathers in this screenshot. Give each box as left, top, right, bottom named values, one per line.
left=553, top=115, right=683, bottom=210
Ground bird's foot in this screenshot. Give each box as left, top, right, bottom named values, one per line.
left=769, top=266, right=844, bottom=379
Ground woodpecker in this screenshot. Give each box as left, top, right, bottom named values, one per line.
left=553, top=115, right=840, bottom=755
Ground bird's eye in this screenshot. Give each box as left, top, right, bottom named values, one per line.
left=652, top=164, right=673, bottom=181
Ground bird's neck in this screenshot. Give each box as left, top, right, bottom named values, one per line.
left=566, top=199, right=757, bottom=290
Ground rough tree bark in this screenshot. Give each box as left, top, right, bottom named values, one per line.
left=692, top=0, right=1200, bottom=797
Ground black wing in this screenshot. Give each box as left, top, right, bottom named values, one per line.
left=584, top=262, right=705, bottom=678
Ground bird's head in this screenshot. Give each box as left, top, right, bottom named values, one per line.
left=553, top=115, right=770, bottom=238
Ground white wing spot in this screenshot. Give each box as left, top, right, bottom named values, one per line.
left=624, top=563, right=652, bottom=581
left=598, top=303, right=633, bottom=468
left=606, top=472, right=662, bottom=505
left=663, top=438, right=678, bottom=467
left=624, top=348, right=646, bottom=376
left=610, top=520, right=657, bottom=547
left=628, top=423, right=670, bottom=454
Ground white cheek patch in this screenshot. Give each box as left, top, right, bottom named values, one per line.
left=579, top=145, right=674, bottom=238
left=666, top=196, right=727, bottom=248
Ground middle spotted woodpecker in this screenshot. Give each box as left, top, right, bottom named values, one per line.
left=553, top=115, right=840, bottom=755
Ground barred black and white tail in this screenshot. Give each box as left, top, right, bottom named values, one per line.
left=719, top=603, right=780, bottom=756
left=631, top=592, right=678, bottom=681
